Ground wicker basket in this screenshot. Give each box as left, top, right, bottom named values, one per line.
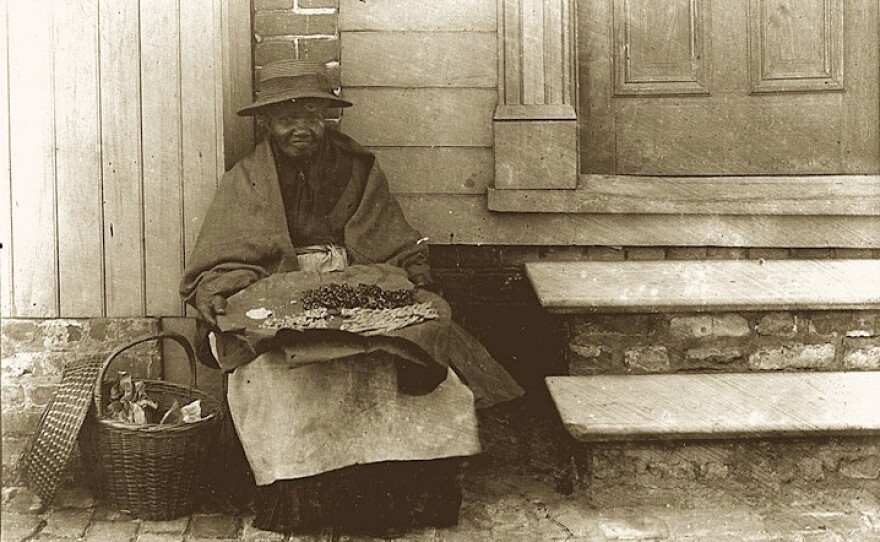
left=79, top=331, right=223, bottom=520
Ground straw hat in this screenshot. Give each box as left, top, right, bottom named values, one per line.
left=237, top=59, right=352, bottom=116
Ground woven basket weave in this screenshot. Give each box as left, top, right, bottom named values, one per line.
left=79, top=332, right=223, bottom=520
left=20, top=354, right=105, bottom=506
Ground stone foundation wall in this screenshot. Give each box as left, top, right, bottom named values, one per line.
left=584, top=438, right=880, bottom=508
left=564, top=306, right=880, bottom=492
left=567, top=311, right=880, bottom=375
left=1, top=319, right=161, bottom=484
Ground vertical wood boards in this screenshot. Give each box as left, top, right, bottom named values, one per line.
left=578, top=0, right=615, bottom=173
left=543, top=0, right=564, bottom=104
left=141, top=0, right=184, bottom=317
left=2, top=0, right=246, bottom=318
left=99, top=0, right=145, bottom=317
left=521, top=0, right=545, bottom=104
left=8, top=0, right=58, bottom=317
left=0, top=0, right=12, bottom=316
left=842, top=0, right=880, bottom=173
left=55, top=0, right=104, bottom=317
left=212, top=0, right=226, bottom=192
left=501, top=0, right=522, bottom=104
left=180, top=0, right=220, bottom=264
left=221, top=0, right=255, bottom=170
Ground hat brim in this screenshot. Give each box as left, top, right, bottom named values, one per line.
left=237, top=90, right=353, bottom=116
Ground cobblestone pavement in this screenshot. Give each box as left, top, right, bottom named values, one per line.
left=4, top=406, right=880, bottom=542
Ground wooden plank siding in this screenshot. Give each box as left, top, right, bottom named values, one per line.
left=100, top=0, right=145, bottom=317
left=338, top=0, right=499, bottom=226
left=396, top=195, right=880, bottom=247
left=0, top=0, right=252, bottom=319
left=181, top=0, right=223, bottom=262
left=339, top=0, right=496, bottom=32
left=142, top=0, right=185, bottom=316
left=335, top=0, right=880, bottom=248
left=7, top=0, right=58, bottom=317
left=373, top=148, right=493, bottom=195
left=340, top=88, right=496, bottom=147
left=341, top=32, right=497, bottom=88
left=55, top=0, right=105, bottom=317
left=0, top=0, right=12, bottom=316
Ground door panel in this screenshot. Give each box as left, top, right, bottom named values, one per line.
left=580, top=0, right=880, bottom=175
left=749, top=0, right=844, bottom=92
left=616, top=95, right=844, bottom=174
left=614, top=0, right=709, bottom=95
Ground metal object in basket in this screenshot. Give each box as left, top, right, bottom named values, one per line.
left=78, top=331, right=223, bottom=520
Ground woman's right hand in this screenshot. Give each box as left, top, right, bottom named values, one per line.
left=195, top=294, right=228, bottom=329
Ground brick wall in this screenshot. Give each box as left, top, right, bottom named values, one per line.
left=254, top=0, right=340, bottom=78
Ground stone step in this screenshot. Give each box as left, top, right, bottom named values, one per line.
left=546, top=371, right=880, bottom=442
left=524, top=259, right=880, bottom=313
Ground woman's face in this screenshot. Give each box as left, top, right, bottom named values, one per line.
left=264, top=99, right=328, bottom=161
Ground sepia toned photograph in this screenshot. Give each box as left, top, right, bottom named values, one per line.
left=1, top=0, right=879, bottom=540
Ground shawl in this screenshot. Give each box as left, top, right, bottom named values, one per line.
left=180, top=131, right=524, bottom=408
left=180, top=131, right=430, bottom=305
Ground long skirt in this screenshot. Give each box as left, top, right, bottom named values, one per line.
left=225, top=349, right=481, bottom=534
left=252, top=458, right=464, bottom=534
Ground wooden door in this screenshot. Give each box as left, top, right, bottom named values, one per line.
left=580, top=0, right=880, bottom=175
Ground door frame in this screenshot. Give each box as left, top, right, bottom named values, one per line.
left=489, top=0, right=880, bottom=217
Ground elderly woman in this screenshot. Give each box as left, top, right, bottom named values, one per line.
left=180, top=60, right=521, bottom=536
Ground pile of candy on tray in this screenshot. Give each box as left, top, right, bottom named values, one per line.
left=257, top=283, right=439, bottom=335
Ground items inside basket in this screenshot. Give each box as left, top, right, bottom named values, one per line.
left=104, top=372, right=210, bottom=426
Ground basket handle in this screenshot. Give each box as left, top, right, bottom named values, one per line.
left=93, top=331, right=197, bottom=418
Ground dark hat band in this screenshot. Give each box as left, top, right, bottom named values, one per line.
left=237, top=65, right=353, bottom=115
left=258, top=73, right=331, bottom=97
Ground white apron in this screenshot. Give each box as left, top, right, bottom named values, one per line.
left=226, top=349, right=481, bottom=486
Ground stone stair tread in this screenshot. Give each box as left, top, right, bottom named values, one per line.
left=524, top=260, right=880, bottom=313
left=546, top=371, right=880, bottom=442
